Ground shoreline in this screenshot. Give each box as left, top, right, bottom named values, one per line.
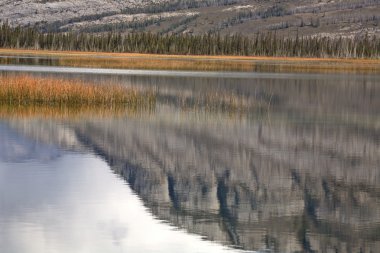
left=1, top=48, right=380, bottom=74
left=1, top=48, right=379, bottom=64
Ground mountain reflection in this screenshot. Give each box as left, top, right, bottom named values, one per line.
left=70, top=111, right=380, bottom=252
left=2, top=71, right=380, bottom=253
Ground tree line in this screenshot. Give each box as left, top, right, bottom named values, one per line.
left=0, top=23, right=378, bottom=58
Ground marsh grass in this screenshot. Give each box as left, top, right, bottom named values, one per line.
left=58, top=57, right=380, bottom=74
left=1, top=49, right=380, bottom=74
left=0, top=75, right=156, bottom=107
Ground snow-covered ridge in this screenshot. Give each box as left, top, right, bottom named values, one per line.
left=0, top=0, right=170, bottom=26
left=0, top=0, right=378, bottom=37
left=60, top=11, right=199, bottom=31
left=222, top=5, right=254, bottom=12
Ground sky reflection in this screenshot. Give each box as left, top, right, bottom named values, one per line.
left=0, top=127, right=249, bottom=253
left=0, top=123, right=61, bottom=163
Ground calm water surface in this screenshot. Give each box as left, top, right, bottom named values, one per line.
left=0, top=63, right=379, bottom=253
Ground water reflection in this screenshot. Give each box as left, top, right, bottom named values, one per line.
left=0, top=69, right=380, bottom=252
left=0, top=123, right=60, bottom=162
left=70, top=110, right=380, bottom=252
left=0, top=122, right=248, bottom=253
left=0, top=55, right=59, bottom=66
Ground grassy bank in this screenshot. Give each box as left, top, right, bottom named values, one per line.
left=1, top=48, right=379, bottom=63
left=1, top=49, right=380, bottom=74
left=0, top=75, right=156, bottom=107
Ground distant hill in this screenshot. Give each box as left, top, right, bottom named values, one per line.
left=0, top=0, right=379, bottom=37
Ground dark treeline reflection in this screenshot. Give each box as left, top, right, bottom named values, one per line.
left=4, top=72, right=380, bottom=252
left=0, top=56, right=59, bottom=66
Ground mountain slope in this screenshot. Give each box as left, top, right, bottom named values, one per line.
left=0, top=0, right=379, bottom=38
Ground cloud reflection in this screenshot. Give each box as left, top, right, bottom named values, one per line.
left=0, top=153, right=249, bottom=253
left=0, top=122, right=61, bottom=163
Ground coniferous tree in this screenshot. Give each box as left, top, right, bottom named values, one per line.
left=0, top=23, right=379, bottom=58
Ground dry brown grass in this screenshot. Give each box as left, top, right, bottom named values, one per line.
left=53, top=56, right=380, bottom=73
left=1, top=48, right=380, bottom=63
left=57, top=57, right=256, bottom=72
left=1, top=49, right=379, bottom=73
left=0, top=75, right=156, bottom=107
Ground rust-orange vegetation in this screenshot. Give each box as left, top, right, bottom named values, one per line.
left=0, top=75, right=156, bottom=106
left=1, top=49, right=379, bottom=74
left=1, top=48, right=379, bottom=63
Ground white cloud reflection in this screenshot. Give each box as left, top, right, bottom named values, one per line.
left=0, top=154, right=251, bottom=253
left=0, top=123, right=61, bottom=163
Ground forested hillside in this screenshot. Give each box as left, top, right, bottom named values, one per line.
left=0, top=0, right=379, bottom=38
left=1, top=23, right=379, bottom=58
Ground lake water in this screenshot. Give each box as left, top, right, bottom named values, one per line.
left=0, top=57, right=380, bottom=253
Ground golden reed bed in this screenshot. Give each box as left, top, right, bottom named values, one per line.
left=0, top=75, right=156, bottom=106
left=0, top=75, right=156, bottom=118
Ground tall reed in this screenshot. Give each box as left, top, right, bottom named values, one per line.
left=0, top=75, right=156, bottom=107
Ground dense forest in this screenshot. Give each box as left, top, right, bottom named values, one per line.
left=0, top=23, right=379, bottom=58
